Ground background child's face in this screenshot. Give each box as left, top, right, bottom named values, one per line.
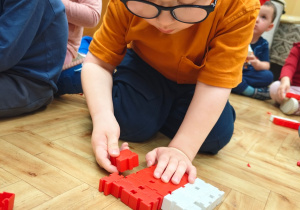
left=253, top=5, right=274, bottom=36
left=142, top=0, right=212, bottom=34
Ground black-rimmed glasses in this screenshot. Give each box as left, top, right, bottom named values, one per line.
left=120, top=0, right=217, bottom=24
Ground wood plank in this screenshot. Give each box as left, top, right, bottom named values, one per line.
left=32, top=184, right=116, bottom=210
left=219, top=190, right=266, bottom=210
left=204, top=151, right=300, bottom=202
left=31, top=116, right=92, bottom=141
left=102, top=200, right=132, bottom=210
left=193, top=157, right=270, bottom=202
left=0, top=181, right=50, bottom=210
left=0, top=168, right=20, bottom=188
left=223, top=125, right=265, bottom=156
left=1, top=131, right=103, bottom=188
left=277, top=133, right=300, bottom=160
left=265, top=192, right=300, bottom=210
left=0, top=107, right=89, bottom=137
left=0, top=139, right=81, bottom=197
left=53, top=131, right=94, bottom=159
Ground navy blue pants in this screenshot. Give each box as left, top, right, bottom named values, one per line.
left=113, top=50, right=236, bottom=154
left=232, top=68, right=274, bottom=94
left=0, top=74, right=53, bottom=117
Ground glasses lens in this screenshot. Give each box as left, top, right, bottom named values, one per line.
left=173, top=7, right=208, bottom=23
left=126, top=1, right=159, bottom=18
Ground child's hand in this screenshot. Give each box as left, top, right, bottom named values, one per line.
left=91, top=113, right=129, bottom=173
left=246, top=54, right=255, bottom=62
left=278, top=77, right=291, bottom=101
left=277, top=84, right=290, bottom=101
left=246, top=54, right=260, bottom=69
left=145, top=147, right=197, bottom=184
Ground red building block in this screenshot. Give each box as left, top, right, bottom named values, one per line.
left=114, top=178, right=162, bottom=210
left=0, top=192, right=15, bottom=210
left=259, top=0, right=269, bottom=5
left=128, top=166, right=189, bottom=196
left=286, top=92, right=300, bottom=100
left=111, top=178, right=136, bottom=201
left=127, top=186, right=162, bottom=210
left=270, top=115, right=300, bottom=130
left=99, top=172, right=124, bottom=195
left=110, top=149, right=139, bottom=172
left=99, top=165, right=189, bottom=210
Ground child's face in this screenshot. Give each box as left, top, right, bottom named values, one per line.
left=253, top=5, right=274, bottom=36
left=128, top=0, right=213, bottom=34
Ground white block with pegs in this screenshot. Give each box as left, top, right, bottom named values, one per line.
left=161, top=178, right=224, bottom=210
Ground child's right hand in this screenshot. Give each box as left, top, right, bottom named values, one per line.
left=145, top=146, right=197, bottom=185
left=91, top=113, right=129, bottom=173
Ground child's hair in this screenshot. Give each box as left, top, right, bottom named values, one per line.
left=263, top=1, right=277, bottom=23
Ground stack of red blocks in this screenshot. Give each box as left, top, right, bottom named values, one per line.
left=99, top=165, right=189, bottom=210
left=100, top=149, right=189, bottom=210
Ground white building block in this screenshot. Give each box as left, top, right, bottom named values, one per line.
left=248, top=45, right=253, bottom=56
left=161, top=178, right=224, bottom=210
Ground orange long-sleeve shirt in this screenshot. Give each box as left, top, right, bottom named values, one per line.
left=90, top=0, right=260, bottom=88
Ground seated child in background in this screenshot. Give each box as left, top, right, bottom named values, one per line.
left=0, top=0, right=68, bottom=117
left=270, top=42, right=300, bottom=115
left=56, top=0, right=102, bottom=95
left=61, top=0, right=102, bottom=68
left=81, top=0, right=260, bottom=185
left=231, top=1, right=276, bottom=100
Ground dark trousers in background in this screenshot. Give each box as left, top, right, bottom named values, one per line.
left=0, top=74, right=53, bottom=117
left=232, top=68, right=274, bottom=94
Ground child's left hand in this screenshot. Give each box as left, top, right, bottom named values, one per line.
left=145, top=146, right=197, bottom=185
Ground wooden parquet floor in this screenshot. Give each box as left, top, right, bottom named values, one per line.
left=0, top=93, right=300, bottom=210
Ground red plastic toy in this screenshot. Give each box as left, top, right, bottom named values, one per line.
left=99, top=165, right=189, bottom=210
left=270, top=115, right=300, bottom=130
left=110, top=149, right=139, bottom=172
left=99, top=172, right=124, bottom=195
left=297, top=161, right=300, bottom=167
left=0, top=192, right=15, bottom=210
left=259, top=0, right=269, bottom=5
left=286, top=92, right=300, bottom=100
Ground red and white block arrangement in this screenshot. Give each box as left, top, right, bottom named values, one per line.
left=99, top=149, right=224, bottom=210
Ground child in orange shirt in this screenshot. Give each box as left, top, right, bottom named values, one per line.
left=78, top=0, right=260, bottom=184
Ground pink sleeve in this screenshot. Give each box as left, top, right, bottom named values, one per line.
left=280, top=43, right=300, bottom=82
left=62, top=0, right=102, bottom=27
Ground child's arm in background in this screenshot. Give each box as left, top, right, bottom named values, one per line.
left=62, top=0, right=101, bottom=27
left=247, top=54, right=270, bottom=70
left=277, top=44, right=300, bottom=100
left=277, top=76, right=291, bottom=100
left=146, top=82, right=231, bottom=184
left=82, top=52, right=128, bottom=173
